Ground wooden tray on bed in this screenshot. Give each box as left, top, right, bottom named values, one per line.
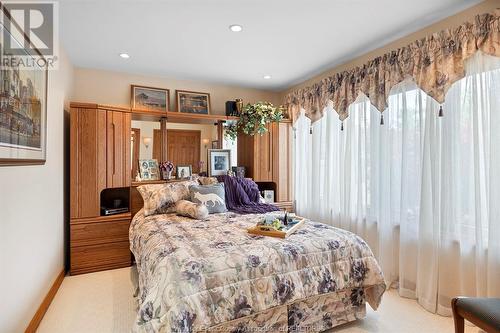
left=247, top=218, right=305, bottom=238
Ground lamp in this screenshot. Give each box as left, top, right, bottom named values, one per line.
left=202, top=138, right=210, bottom=148
left=143, top=136, right=152, bottom=149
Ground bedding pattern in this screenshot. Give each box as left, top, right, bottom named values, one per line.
left=130, top=211, right=386, bottom=332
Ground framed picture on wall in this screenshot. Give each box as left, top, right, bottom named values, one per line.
left=175, top=90, right=211, bottom=114
left=131, top=85, right=170, bottom=112
left=0, top=6, right=48, bottom=166
left=208, top=149, right=231, bottom=176
left=211, top=140, right=219, bottom=149
left=139, top=159, right=159, bottom=180
left=176, top=165, right=192, bottom=179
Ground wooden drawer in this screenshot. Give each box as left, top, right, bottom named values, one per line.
left=70, top=241, right=131, bottom=275
left=71, top=219, right=130, bottom=247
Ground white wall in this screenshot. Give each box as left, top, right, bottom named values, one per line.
left=0, top=48, right=74, bottom=332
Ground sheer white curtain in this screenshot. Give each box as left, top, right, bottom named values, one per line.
left=293, top=52, right=500, bottom=315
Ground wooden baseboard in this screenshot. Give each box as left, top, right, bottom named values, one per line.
left=25, top=269, right=65, bottom=333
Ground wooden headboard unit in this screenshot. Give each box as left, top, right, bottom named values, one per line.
left=130, top=186, right=144, bottom=218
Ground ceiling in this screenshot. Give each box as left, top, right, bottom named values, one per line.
left=59, top=0, right=482, bottom=91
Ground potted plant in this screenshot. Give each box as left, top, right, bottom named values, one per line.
left=225, top=102, right=284, bottom=141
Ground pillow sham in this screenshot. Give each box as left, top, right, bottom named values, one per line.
left=189, top=183, right=227, bottom=214
left=175, top=200, right=209, bottom=220
left=198, top=176, right=219, bottom=185
left=137, top=180, right=197, bottom=216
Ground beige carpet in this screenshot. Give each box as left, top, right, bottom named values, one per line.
left=37, top=267, right=480, bottom=333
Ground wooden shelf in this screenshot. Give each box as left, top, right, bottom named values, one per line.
left=131, top=108, right=239, bottom=123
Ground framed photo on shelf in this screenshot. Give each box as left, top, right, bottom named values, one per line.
left=0, top=6, right=48, bottom=166
left=208, top=149, right=231, bottom=176
left=139, top=159, right=159, bottom=180
left=176, top=165, right=192, bottom=179
left=176, top=90, right=211, bottom=114
left=131, top=85, right=169, bottom=112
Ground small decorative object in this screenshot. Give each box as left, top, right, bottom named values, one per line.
left=208, top=149, right=231, bottom=176
left=232, top=166, right=246, bottom=178
left=235, top=98, right=243, bottom=114
left=159, top=161, right=174, bottom=180
left=139, top=159, right=160, bottom=180
left=176, top=90, right=211, bottom=114
left=224, top=102, right=284, bottom=141
left=198, top=160, right=205, bottom=173
left=263, top=190, right=275, bottom=203
left=131, top=85, right=169, bottom=112
left=0, top=9, right=48, bottom=166
left=227, top=169, right=235, bottom=177
left=225, top=101, right=238, bottom=116
left=211, top=140, right=219, bottom=149
left=176, top=165, right=192, bottom=179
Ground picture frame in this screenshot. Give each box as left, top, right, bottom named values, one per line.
left=208, top=149, right=231, bottom=176
left=176, top=90, right=211, bottom=115
left=131, top=85, right=170, bottom=112
left=211, top=140, right=219, bottom=149
left=139, top=159, right=159, bottom=180
left=176, top=165, right=192, bottom=179
left=0, top=6, right=48, bottom=166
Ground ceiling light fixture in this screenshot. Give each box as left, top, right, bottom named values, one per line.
left=119, top=53, right=130, bottom=59
left=229, top=24, right=243, bottom=32
left=263, top=75, right=272, bottom=80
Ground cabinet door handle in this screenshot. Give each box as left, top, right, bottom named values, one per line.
left=112, top=122, right=116, bottom=175
left=268, top=129, right=272, bottom=173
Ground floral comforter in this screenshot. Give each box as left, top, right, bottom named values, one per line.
left=130, top=211, right=386, bottom=332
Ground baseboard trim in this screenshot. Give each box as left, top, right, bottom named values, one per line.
left=25, top=269, right=65, bottom=333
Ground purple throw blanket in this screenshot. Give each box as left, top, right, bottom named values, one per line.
left=216, top=175, right=280, bottom=214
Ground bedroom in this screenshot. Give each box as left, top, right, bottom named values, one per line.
left=0, top=0, right=499, bottom=332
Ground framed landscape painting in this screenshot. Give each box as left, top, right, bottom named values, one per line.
left=131, top=85, right=169, bottom=112
left=176, top=90, right=211, bottom=114
left=0, top=7, right=48, bottom=166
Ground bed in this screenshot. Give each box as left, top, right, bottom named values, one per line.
left=129, top=209, right=386, bottom=332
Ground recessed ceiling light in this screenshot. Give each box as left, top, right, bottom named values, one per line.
left=263, top=75, right=272, bottom=80
left=119, top=53, right=130, bottom=59
left=229, top=24, right=243, bottom=32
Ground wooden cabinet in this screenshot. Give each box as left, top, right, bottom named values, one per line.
left=70, top=213, right=132, bottom=275
left=237, top=121, right=292, bottom=202
left=70, top=103, right=132, bottom=275
left=106, top=111, right=131, bottom=188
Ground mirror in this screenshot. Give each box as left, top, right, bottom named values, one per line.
left=131, top=120, right=237, bottom=181
left=131, top=120, right=161, bottom=180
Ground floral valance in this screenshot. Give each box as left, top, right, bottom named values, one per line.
left=284, top=9, right=500, bottom=123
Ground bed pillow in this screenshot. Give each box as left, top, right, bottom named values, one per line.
left=198, top=176, right=219, bottom=185
left=137, top=181, right=197, bottom=216
left=189, top=183, right=227, bottom=214
left=175, top=200, right=209, bottom=220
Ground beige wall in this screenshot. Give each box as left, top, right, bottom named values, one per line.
left=0, top=48, right=74, bottom=332
left=73, top=68, right=281, bottom=114
left=280, top=0, right=500, bottom=99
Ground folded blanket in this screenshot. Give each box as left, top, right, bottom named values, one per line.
left=216, top=175, right=280, bottom=214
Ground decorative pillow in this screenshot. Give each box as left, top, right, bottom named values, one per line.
left=198, top=176, right=219, bottom=185
left=137, top=181, right=197, bottom=216
left=175, top=200, right=209, bottom=220
left=189, top=183, right=227, bottom=214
